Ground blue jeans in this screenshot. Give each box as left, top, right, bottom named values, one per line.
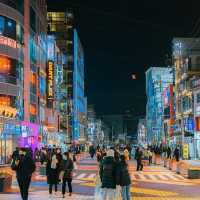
left=121, top=185, right=131, bottom=200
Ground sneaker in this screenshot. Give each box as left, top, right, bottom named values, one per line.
left=62, top=194, right=65, bottom=198
left=49, top=194, right=53, bottom=199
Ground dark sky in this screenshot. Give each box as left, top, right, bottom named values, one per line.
left=47, top=0, right=199, bottom=117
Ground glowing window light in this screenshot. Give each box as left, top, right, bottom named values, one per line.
left=0, top=55, right=11, bottom=74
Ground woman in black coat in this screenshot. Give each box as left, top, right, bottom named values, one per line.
left=46, top=153, right=59, bottom=196
left=116, top=155, right=131, bottom=200
left=60, top=152, right=74, bottom=198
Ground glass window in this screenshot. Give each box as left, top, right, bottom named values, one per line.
left=30, top=6, right=36, bottom=32
left=0, top=16, right=5, bottom=35
left=4, top=17, right=16, bottom=40
left=197, top=93, right=200, bottom=103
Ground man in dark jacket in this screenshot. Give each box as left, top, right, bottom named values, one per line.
left=116, top=155, right=131, bottom=200
left=99, top=149, right=117, bottom=199
left=136, top=148, right=143, bottom=171
left=174, top=147, right=180, bottom=162
left=15, top=148, right=36, bottom=200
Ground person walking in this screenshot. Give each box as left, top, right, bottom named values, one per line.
left=135, top=148, right=143, bottom=171
left=89, top=145, right=96, bottom=159
left=147, top=149, right=153, bottom=165
left=60, top=152, right=74, bottom=198
left=12, top=148, right=36, bottom=200
left=124, top=148, right=130, bottom=162
left=46, top=153, right=59, bottom=198
left=174, top=147, right=180, bottom=162
left=116, top=155, right=131, bottom=200
left=99, top=149, right=117, bottom=199
left=167, top=147, right=172, bottom=159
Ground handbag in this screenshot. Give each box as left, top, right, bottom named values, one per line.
left=11, top=158, right=19, bottom=170
left=59, top=171, right=64, bottom=182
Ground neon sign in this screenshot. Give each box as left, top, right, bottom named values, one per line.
left=47, top=60, right=54, bottom=99
left=0, top=35, right=18, bottom=49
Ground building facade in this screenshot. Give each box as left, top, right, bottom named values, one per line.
left=0, top=0, right=47, bottom=163
left=137, top=119, right=147, bottom=147
left=47, top=11, right=87, bottom=144
left=146, top=67, right=173, bottom=145
left=173, top=38, right=200, bottom=159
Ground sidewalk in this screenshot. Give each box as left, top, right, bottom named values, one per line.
left=0, top=191, right=94, bottom=200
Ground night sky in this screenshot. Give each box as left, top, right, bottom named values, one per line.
left=47, top=0, right=199, bottom=117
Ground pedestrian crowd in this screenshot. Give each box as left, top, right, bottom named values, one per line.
left=10, top=146, right=81, bottom=200
left=95, top=145, right=132, bottom=200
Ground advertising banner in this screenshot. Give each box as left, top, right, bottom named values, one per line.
left=183, top=144, right=189, bottom=160
left=47, top=60, right=54, bottom=107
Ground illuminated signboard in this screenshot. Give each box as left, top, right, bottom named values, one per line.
left=0, top=35, right=19, bottom=49
left=47, top=60, right=54, bottom=100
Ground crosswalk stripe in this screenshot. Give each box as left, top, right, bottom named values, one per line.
left=173, top=174, right=185, bottom=180
left=75, top=173, right=87, bottom=179
left=163, top=174, right=180, bottom=181
left=146, top=174, right=158, bottom=181
left=87, top=173, right=96, bottom=179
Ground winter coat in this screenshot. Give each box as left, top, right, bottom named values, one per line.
left=16, top=154, right=36, bottom=178
left=60, top=158, right=74, bottom=179
left=116, top=162, right=131, bottom=186
left=46, top=159, right=59, bottom=184
left=99, top=156, right=117, bottom=189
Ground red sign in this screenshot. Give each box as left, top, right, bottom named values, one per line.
left=0, top=35, right=18, bottom=49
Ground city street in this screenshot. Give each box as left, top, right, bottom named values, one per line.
left=1, top=156, right=200, bottom=199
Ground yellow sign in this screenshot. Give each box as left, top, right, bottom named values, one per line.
left=183, top=144, right=189, bottom=159
left=47, top=61, right=54, bottom=99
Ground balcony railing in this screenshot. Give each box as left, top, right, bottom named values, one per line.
left=0, top=74, right=17, bottom=85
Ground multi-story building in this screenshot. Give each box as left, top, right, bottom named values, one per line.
left=146, top=67, right=173, bottom=145
left=0, top=0, right=47, bottom=164
left=47, top=11, right=87, bottom=144
left=173, top=38, right=200, bottom=159
left=137, top=119, right=147, bottom=147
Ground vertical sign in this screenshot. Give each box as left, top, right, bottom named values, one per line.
left=169, top=84, right=174, bottom=137
left=47, top=60, right=54, bottom=107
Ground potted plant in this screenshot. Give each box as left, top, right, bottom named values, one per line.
left=0, top=172, right=12, bottom=192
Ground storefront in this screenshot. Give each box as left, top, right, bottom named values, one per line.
left=18, top=121, right=39, bottom=151
left=192, top=78, right=200, bottom=159
left=0, top=119, right=20, bottom=164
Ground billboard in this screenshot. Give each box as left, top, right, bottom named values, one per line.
left=47, top=60, right=54, bottom=107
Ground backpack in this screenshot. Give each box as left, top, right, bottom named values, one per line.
left=11, top=158, right=19, bottom=171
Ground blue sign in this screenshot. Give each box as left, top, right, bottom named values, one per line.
left=184, top=118, right=194, bottom=132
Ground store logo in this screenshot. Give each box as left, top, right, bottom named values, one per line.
left=47, top=60, right=54, bottom=99
left=0, top=35, right=19, bottom=49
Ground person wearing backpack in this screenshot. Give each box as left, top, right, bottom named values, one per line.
left=12, top=148, right=36, bottom=200
left=116, top=155, right=131, bottom=200
left=60, top=152, right=74, bottom=198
